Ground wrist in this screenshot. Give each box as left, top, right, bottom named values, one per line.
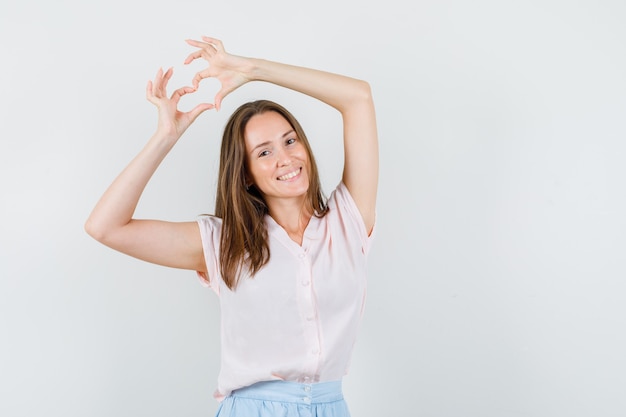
left=244, top=57, right=265, bottom=82
left=149, top=129, right=179, bottom=150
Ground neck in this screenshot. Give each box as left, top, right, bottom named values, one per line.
left=267, top=196, right=313, bottom=243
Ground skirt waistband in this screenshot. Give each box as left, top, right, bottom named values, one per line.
left=229, top=380, right=343, bottom=404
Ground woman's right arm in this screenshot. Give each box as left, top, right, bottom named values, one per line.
left=84, top=67, right=213, bottom=272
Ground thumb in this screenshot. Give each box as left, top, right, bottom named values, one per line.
left=214, top=93, right=223, bottom=112
left=214, top=86, right=232, bottom=112
left=188, top=103, right=215, bottom=121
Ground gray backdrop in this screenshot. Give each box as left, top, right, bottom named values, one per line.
left=1, top=0, right=625, bottom=416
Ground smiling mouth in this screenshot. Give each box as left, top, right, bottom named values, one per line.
left=277, top=168, right=302, bottom=181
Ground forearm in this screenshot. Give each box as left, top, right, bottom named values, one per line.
left=84, top=133, right=175, bottom=241
left=247, top=58, right=373, bottom=114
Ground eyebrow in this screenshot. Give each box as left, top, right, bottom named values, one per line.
left=250, top=129, right=295, bottom=154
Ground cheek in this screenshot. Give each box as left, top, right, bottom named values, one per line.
left=248, top=161, right=272, bottom=182
left=245, top=160, right=259, bottom=182
left=295, top=146, right=310, bottom=162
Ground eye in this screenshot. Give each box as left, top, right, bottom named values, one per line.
left=258, top=150, right=270, bottom=157
left=286, top=137, right=296, bottom=145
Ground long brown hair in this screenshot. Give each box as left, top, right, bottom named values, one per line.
left=215, top=100, right=328, bottom=290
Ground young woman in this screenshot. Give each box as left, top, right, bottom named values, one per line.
left=85, top=36, right=378, bottom=416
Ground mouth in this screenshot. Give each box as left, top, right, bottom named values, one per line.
left=277, top=168, right=302, bottom=181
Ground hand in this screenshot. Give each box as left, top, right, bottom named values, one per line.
left=184, top=36, right=252, bottom=111
left=146, top=67, right=214, bottom=140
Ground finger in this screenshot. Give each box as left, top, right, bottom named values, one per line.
left=184, top=48, right=215, bottom=66
left=201, top=36, right=224, bottom=51
left=184, top=50, right=202, bottom=65
left=163, top=67, right=174, bottom=85
left=155, top=67, right=173, bottom=97
left=170, top=86, right=196, bottom=104
left=214, top=84, right=235, bottom=112
left=185, top=38, right=209, bottom=48
left=214, top=93, right=223, bottom=112
left=188, top=103, right=215, bottom=120
left=186, top=38, right=217, bottom=55
left=152, top=67, right=165, bottom=97
left=152, top=67, right=162, bottom=86
left=146, top=80, right=155, bottom=102
left=191, top=68, right=212, bottom=89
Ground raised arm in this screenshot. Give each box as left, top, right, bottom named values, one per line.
left=185, top=37, right=378, bottom=233
left=84, top=68, right=213, bottom=272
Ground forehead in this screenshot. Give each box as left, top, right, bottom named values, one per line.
left=244, top=111, right=293, bottom=149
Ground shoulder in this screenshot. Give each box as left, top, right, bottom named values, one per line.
left=197, top=214, right=222, bottom=230
left=325, top=182, right=375, bottom=251
left=196, top=215, right=223, bottom=258
left=327, top=182, right=363, bottom=220
left=196, top=215, right=223, bottom=293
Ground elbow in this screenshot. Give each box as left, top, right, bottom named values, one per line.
left=346, top=80, right=374, bottom=111
left=84, top=215, right=131, bottom=247
left=340, top=80, right=374, bottom=115
left=84, top=217, right=108, bottom=243
left=84, top=218, right=99, bottom=240
left=354, top=79, right=373, bottom=103
left=339, top=80, right=374, bottom=117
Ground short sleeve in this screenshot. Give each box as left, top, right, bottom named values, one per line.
left=196, top=215, right=222, bottom=295
left=330, top=182, right=376, bottom=255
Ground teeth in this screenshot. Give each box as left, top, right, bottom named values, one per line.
left=278, top=169, right=300, bottom=181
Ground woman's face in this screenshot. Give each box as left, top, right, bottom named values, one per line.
left=244, top=111, right=310, bottom=205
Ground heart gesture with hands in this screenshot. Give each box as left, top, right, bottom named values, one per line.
left=184, top=36, right=253, bottom=111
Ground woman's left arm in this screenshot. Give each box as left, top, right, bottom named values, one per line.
left=185, top=37, right=378, bottom=233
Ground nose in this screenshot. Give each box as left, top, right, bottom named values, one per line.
left=276, top=148, right=291, bottom=166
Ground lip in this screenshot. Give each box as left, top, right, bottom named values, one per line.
left=276, top=167, right=302, bottom=181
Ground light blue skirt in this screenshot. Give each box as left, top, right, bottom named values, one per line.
left=215, top=380, right=350, bottom=417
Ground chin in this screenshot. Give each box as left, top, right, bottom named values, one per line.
left=265, top=183, right=310, bottom=200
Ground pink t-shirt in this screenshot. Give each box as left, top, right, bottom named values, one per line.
left=196, top=182, right=374, bottom=401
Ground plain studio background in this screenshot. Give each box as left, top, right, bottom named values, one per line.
left=1, top=0, right=625, bottom=416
